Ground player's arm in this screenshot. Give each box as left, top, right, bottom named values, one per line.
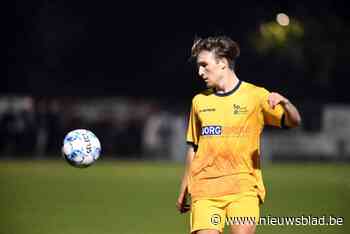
left=268, top=92, right=302, bottom=128
left=176, top=145, right=195, bottom=213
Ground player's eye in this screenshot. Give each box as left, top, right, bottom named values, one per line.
left=197, top=62, right=207, bottom=68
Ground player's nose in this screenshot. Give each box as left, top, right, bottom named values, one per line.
left=198, top=67, right=205, bottom=77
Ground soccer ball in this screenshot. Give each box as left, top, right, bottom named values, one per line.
left=62, top=129, right=101, bottom=168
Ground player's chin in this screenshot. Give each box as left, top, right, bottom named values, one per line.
left=205, top=82, right=213, bottom=88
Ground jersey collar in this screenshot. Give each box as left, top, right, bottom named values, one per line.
left=214, top=80, right=242, bottom=97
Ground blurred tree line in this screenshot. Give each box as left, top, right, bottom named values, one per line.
left=250, top=14, right=349, bottom=102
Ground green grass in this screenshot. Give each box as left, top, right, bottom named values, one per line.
left=0, top=160, right=348, bottom=234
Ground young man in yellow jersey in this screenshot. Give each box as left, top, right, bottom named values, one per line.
left=176, top=36, right=301, bottom=234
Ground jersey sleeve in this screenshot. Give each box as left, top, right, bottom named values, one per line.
left=186, top=99, right=201, bottom=151
left=259, top=88, right=286, bottom=128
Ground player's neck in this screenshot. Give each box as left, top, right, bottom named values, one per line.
left=215, top=70, right=239, bottom=94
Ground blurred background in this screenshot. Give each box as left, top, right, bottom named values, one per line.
left=2, top=1, right=349, bottom=234
left=4, top=0, right=350, bottom=162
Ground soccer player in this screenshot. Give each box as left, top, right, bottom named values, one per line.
left=176, top=36, right=301, bottom=234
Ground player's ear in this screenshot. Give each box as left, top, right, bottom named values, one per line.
left=218, top=58, right=228, bottom=70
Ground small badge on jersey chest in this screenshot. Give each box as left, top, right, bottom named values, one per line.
left=233, top=104, right=248, bottom=115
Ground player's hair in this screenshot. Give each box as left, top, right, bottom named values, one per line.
left=191, top=36, right=240, bottom=70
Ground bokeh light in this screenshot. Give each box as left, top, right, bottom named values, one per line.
left=276, top=13, right=290, bottom=26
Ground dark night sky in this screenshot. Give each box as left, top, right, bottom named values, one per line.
left=6, top=1, right=350, bottom=103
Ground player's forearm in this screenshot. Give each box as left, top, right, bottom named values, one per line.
left=179, top=146, right=195, bottom=195
left=179, top=173, right=189, bottom=196
left=281, top=100, right=302, bottom=128
left=179, top=167, right=189, bottom=194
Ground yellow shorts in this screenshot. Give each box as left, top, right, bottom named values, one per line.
left=190, top=191, right=260, bottom=233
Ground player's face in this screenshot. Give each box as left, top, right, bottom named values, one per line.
left=196, top=51, right=223, bottom=88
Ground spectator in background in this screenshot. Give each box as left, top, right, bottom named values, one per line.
left=0, top=102, right=17, bottom=156
left=46, top=99, right=63, bottom=155
left=17, top=96, right=37, bottom=156
left=36, top=99, right=63, bottom=157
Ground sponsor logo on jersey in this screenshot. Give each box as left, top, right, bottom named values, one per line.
left=199, top=108, right=216, bottom=113
left=201, top=126, right=222, bottom=136
left=233, top=104, right=248, bottom=115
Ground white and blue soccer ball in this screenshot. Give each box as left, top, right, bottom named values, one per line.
left=62, top=129, right=101, bottom=168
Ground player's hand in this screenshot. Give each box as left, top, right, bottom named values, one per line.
left=268, top=92, right=290, bottom=109
left=176, top=192, right=191, bottom=213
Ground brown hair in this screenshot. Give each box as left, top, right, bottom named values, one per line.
left=191, top=36, right=240, bottom=69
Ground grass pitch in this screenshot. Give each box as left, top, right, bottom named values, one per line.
left=0, top=159, right=348, bottom=234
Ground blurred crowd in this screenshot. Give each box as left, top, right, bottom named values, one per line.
left=0, top=97, right=61, bottom=157
left=0, top=96, right=187, bottom=160
left=2, top=96, right=347, bottom=162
